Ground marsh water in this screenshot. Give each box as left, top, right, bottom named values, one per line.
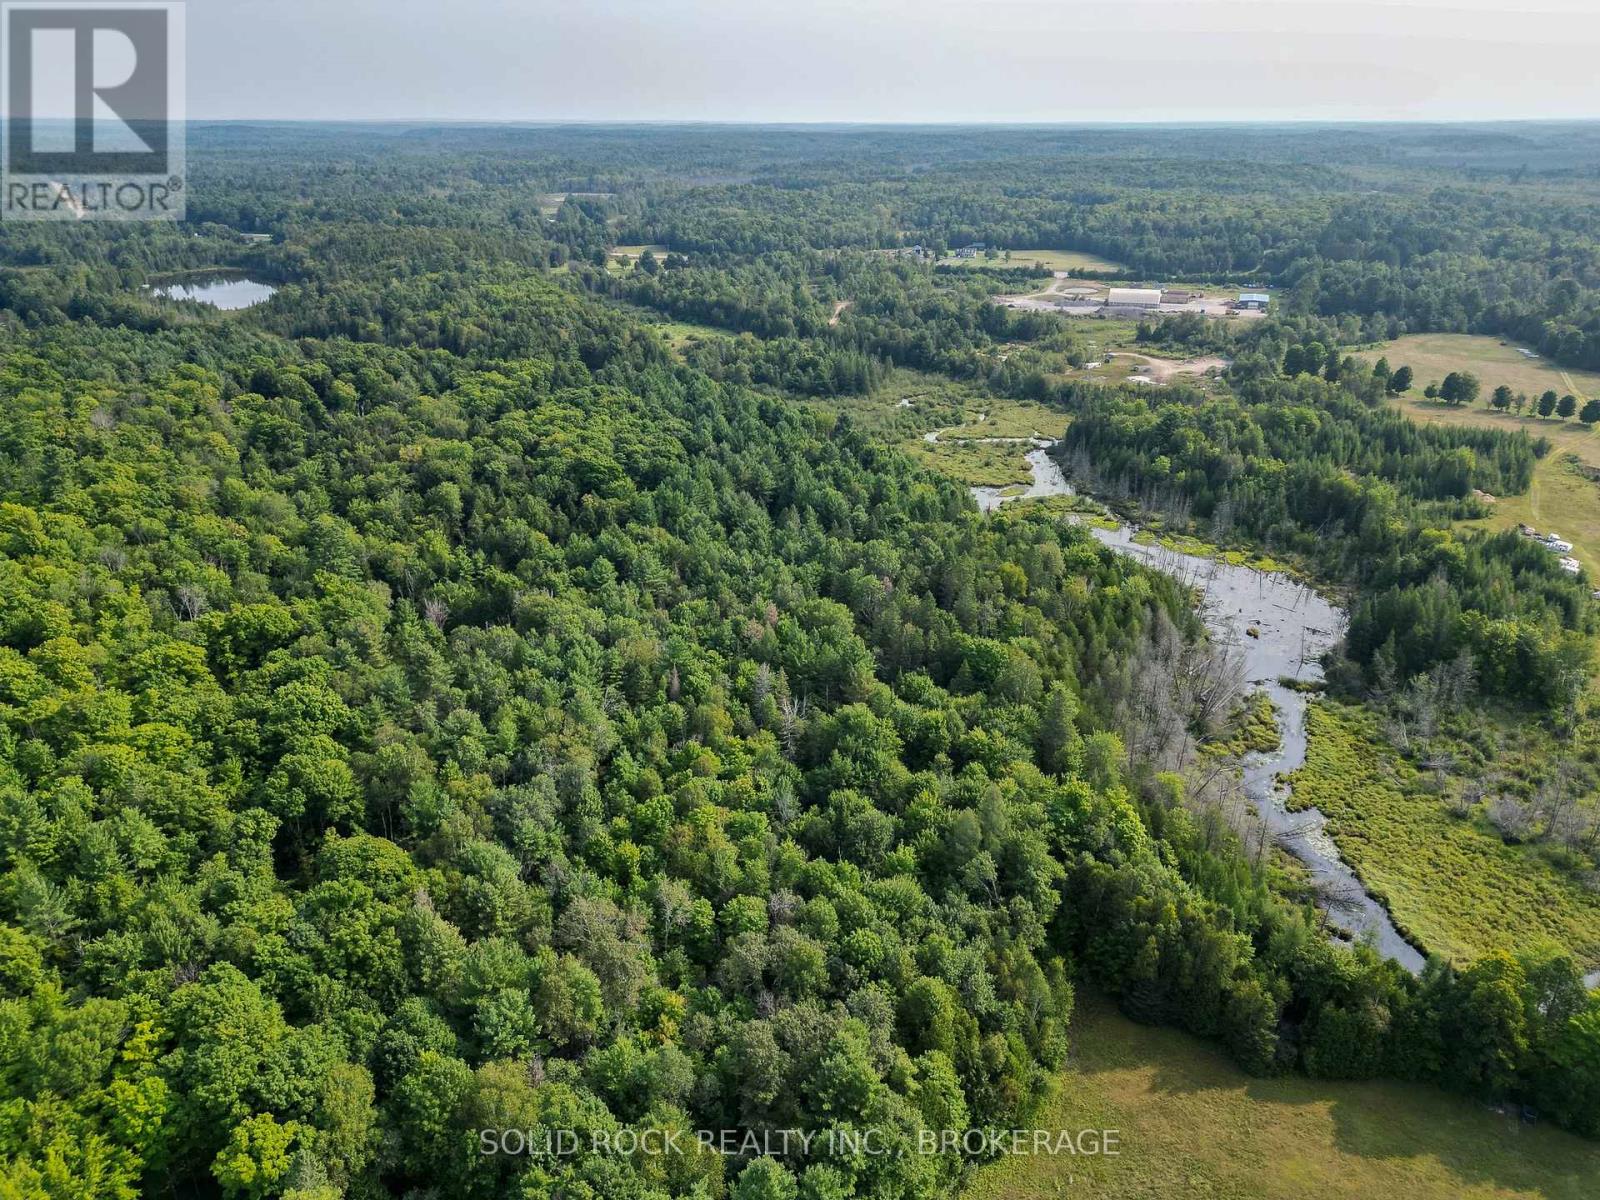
left=150, top=273, right=277, bottom=310
left=977, top=441, right=1428, bottom=972
left=971, top=443, right=1065, bottom=511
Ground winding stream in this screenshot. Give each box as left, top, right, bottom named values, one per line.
left=975, top=440, right=1428, bottom=971
left=972, top=444, right=1064, bottom=511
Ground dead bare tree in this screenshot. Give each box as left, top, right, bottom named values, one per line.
left=778, top=693, right=807, bottom=760
left=1113, top=608, right=1245, bottom=773
left=175, top=584, right=208, bottom=621
left=1488, top=795, right=1538, bottom=843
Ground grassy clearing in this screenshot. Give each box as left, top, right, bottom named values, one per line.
left=1076, top=354, right=1159, bottom=386
left=906, top=395, right=1068, bottom=487
left=812, top=372, right=1069, bottom=489
left=1287, top=702, right=1600, bottom=969
left=994, top=327, right=1231, bottom=393
left=954, top=248, right=1128, bottom=273
left=607, top=245, right=676, bottom=272
left=1455, top=454, right=1600, bottom=579
left=907, top=440, right=1037, bottom=487
left=1355, top=334, right=1600, bottom=404
left=1385, top=397, right=1600, bottom=577
left=647, top=319, right=731, bottom=353
left=538, top=191, right=615, bottom=215
left=810, top=371, right=983, bottom=443
left=964, top=994, right=1600, bottom=1200
left=1041, top=342, right=1230, bottom=394
left=937, top=403, right=1058, bottom=441
left=1386, top=395, right=1600, bottom=467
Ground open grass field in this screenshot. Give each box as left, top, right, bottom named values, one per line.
left=956, top=248, right=1128, bottom=273
left=607, top=244, right=676, bottom=272
left=812, top=371, right=1069, bottom=488
left=1355, top=334, right=1600, bottom=404
left=814, top=371, right=979, bottom=441
left=1077, top=319, right=1145, bottom=346
left=1385, top=396, right=1600, bottom=577
left=538, top=191, right=615, bottom=215
left=964, top=994, right=1600, bottom=1200
left=1455, top=453, right=1600, bottom=579
left=647, top=318, right=731, bottom=352
left=1287, top=702, right=1600, bottom=970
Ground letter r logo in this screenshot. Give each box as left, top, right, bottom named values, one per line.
left=4, top=4, right=173, bottom=174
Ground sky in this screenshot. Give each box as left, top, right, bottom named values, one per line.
left=189, top=0, right=1600, bottom=123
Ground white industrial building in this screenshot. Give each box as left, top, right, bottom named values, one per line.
left=1105, top=288, right=1163, bottom=310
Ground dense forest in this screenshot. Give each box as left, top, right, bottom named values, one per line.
left=3, top=124, right=1600, bottom=1200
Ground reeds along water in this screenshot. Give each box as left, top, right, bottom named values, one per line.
left=977, top=440, right=1427, bottom=970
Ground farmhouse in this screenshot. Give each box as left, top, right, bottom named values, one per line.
left=1105, top=287, right=1163, bottom=310
left=1237, top=292, right=1270, bottom=311
left=954, top=242, right=987, bottom=259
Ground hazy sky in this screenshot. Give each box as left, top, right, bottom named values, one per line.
left=191, top=0, right=1600, bottom=122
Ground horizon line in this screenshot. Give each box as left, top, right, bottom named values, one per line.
left=172, top=116, right=1600, bottom=128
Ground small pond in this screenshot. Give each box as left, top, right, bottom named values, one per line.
left=150, top=273, right=277, bottom=311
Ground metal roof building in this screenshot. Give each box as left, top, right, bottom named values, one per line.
left=1105, top=288, right=1163, bottom=309
left=1238, top=292, right=1271, bottom=310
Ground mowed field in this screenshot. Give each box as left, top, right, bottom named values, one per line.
left=957, top=248, right=1128, bottom=273
left=1355, top=334, right=1600, bottom=404
left=1383, top=396, right=1600, bottom=576
left=964, top=995, right=1600, bottom=1200
left=608, top=244, right=675, bottom=271
left=1355, top=336, right=1600, bottom=576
